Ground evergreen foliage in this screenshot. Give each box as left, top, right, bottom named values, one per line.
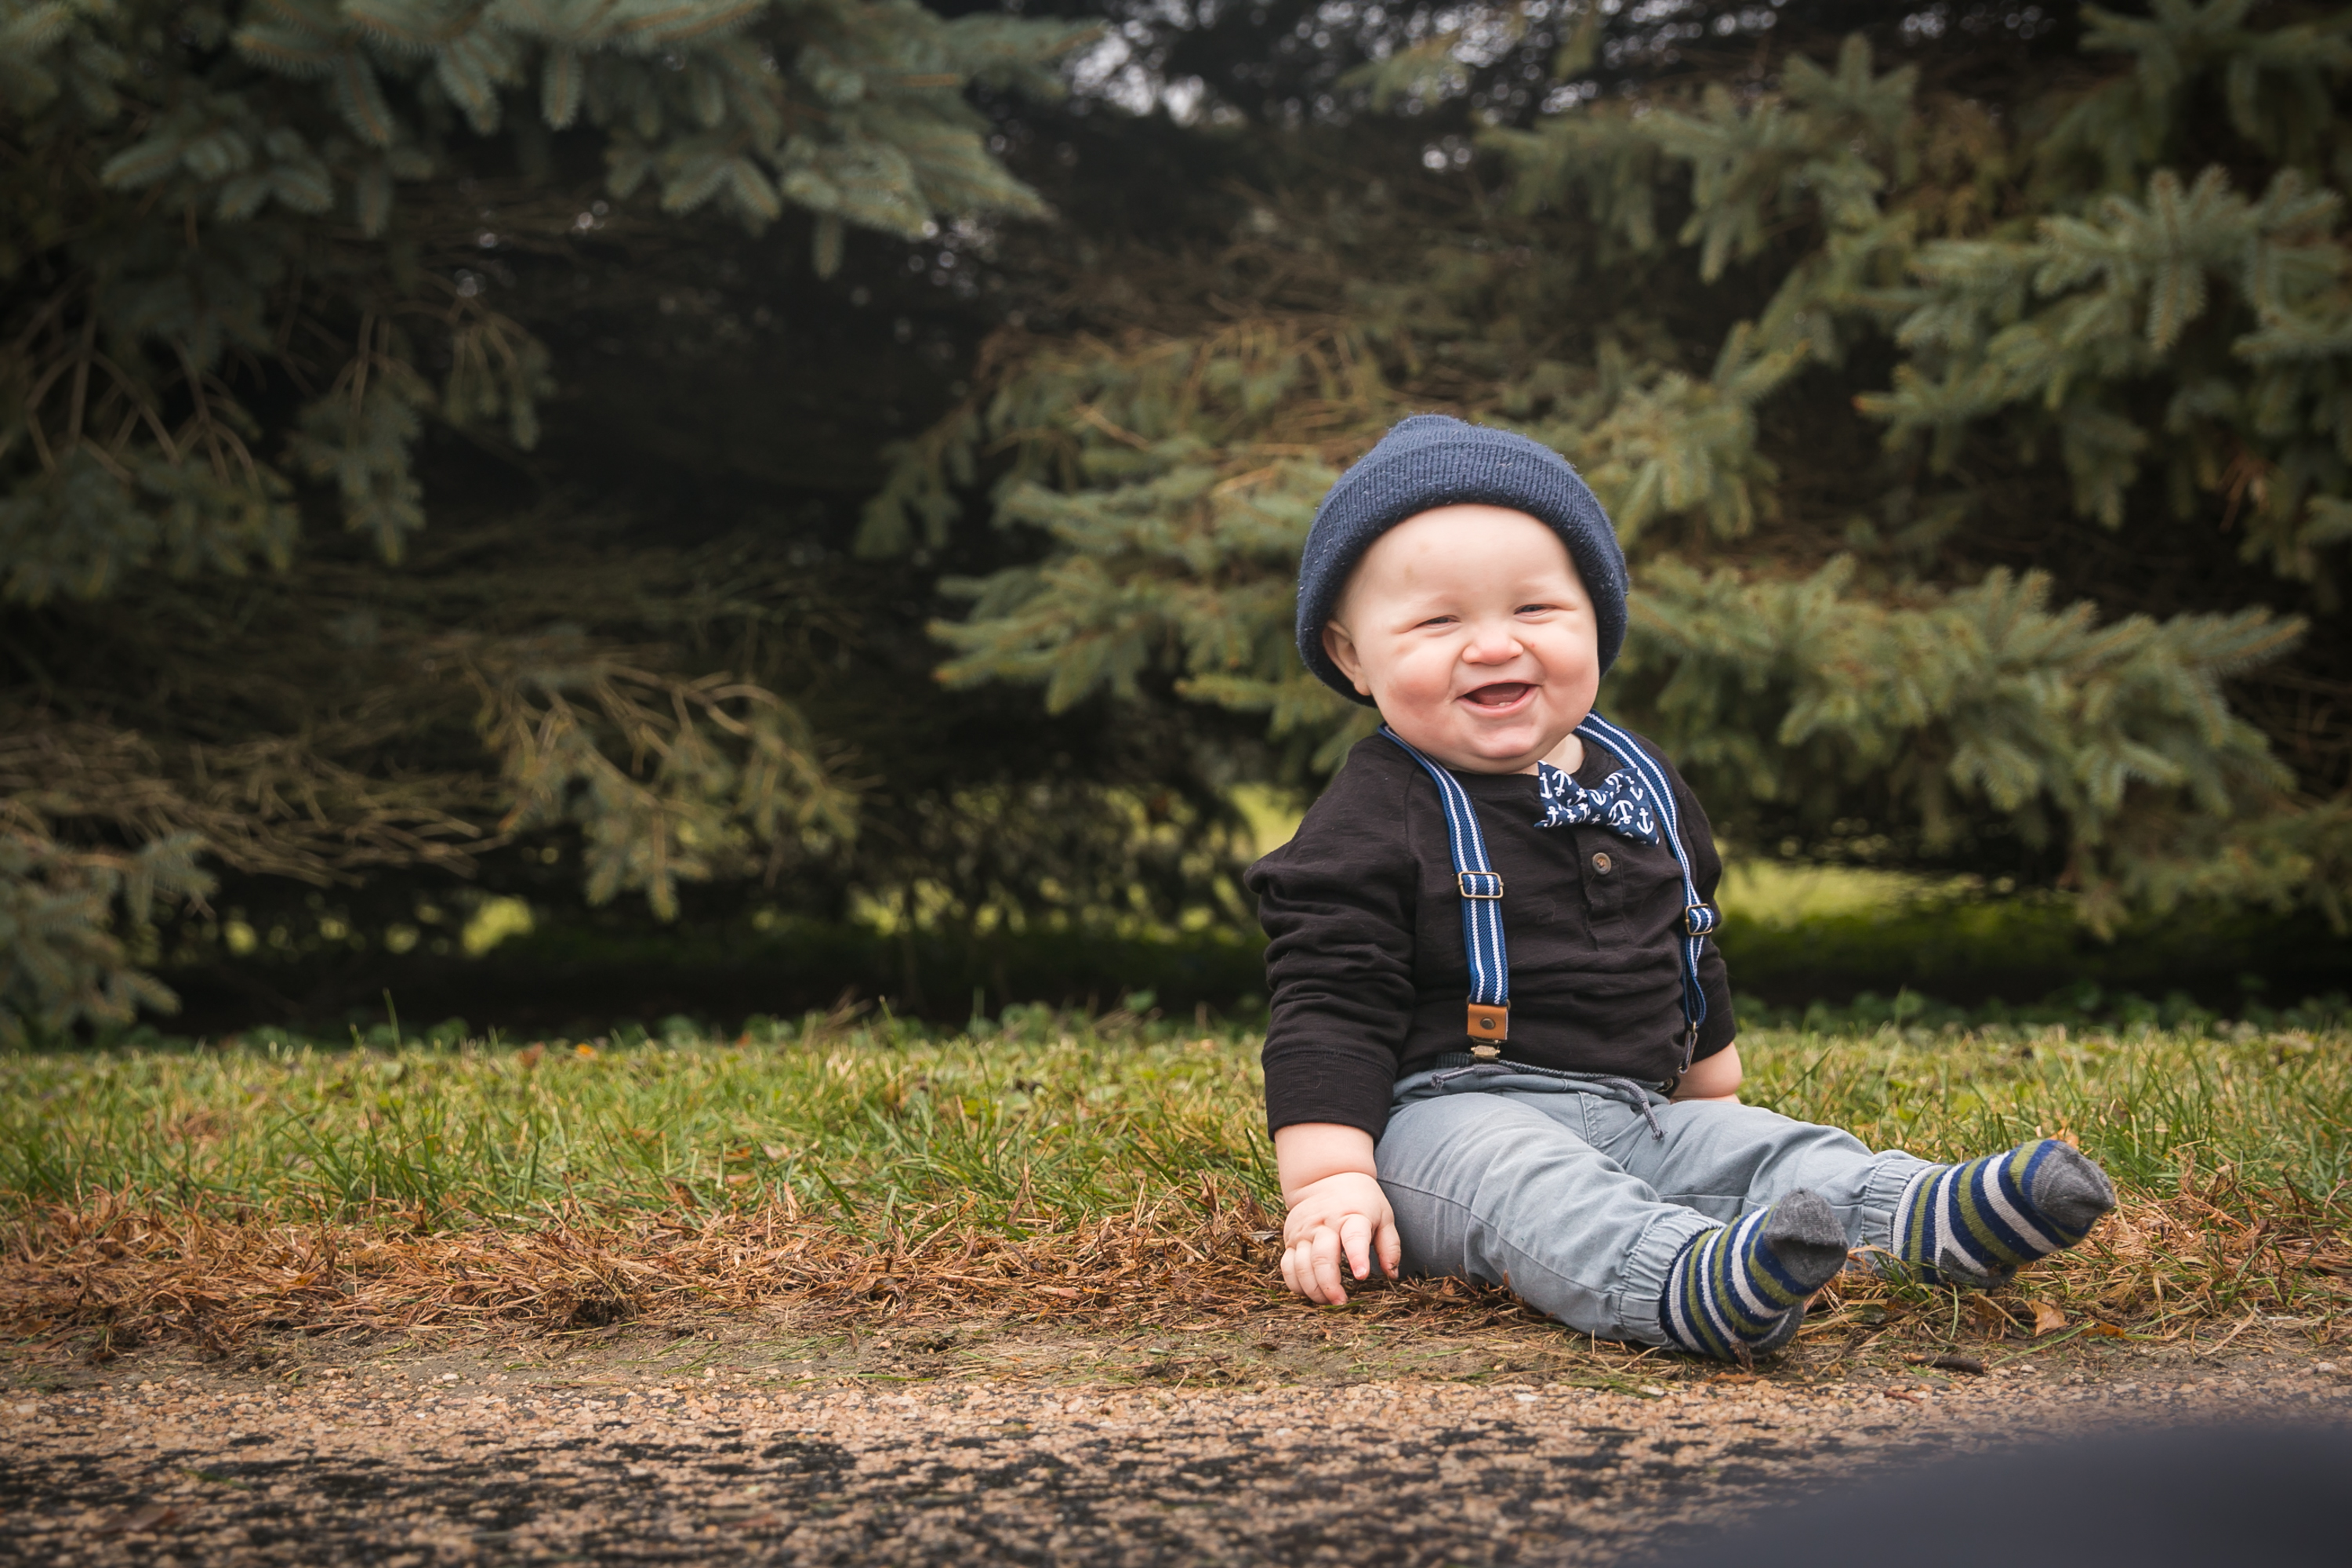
left=885, top=0, right=2352, bottom=931
left=0, top=0, right=1088, bottom=1038
left=13, top=0, right=2352, bottom=1040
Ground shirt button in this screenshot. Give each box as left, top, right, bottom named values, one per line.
left=1592, top=851, right=1613, bottom=874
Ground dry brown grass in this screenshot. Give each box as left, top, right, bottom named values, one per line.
left=7, top=1169, right=2346, bottom=1367
left=1, top=1179, right=1294, bottom=1359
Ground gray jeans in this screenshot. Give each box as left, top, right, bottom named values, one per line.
left=1374, top=1062, right=1933, bottom=1345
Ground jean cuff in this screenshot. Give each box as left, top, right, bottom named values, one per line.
left=1609, top=1204, right=1719, bottom=1345
left=1858, top=1150, right=1936, bottom=1255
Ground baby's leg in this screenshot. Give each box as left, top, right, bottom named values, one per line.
left=1374, top=1090, right=1841, bottom=1354
left=1590, top=1098, right=1923, bottom=1250
left=1377, top=1089, right=1706, bottom=1341
left=1597, top=1100, right=2114, bottom=1287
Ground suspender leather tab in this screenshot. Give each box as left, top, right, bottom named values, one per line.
left=1467, top=1001, right=1508, bottom=1044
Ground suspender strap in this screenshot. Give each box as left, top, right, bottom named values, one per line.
left=1573, top=712, right=1716, bottom=1068
left=1382, top=713, right=1719, bottom=1071
left=1379, top=727, right=1512, bottom=1051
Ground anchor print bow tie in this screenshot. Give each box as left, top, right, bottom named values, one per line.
left=1534, top=761, right=1661, bottom=844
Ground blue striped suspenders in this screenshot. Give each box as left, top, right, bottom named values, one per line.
left=1379, top=728, right=1515, bottom=1051
left=1381, top=716, right=1720, bottom=1071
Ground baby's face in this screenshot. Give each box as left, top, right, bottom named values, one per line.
left=1323, top=504, right=1600, bottom=774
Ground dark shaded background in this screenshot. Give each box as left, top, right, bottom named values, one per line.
left=52, top=0, right=2347, bottom=1037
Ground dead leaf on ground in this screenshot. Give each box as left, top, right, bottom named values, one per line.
left=1965, top=1295, right=2014, bottom=1333
left=94, top=1504, right=184, bottom=1537
left=2030, top=1301, right=2067, bottom=1337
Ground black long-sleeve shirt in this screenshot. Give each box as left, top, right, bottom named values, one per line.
left=1244, top=728, right=1736, bottom=1140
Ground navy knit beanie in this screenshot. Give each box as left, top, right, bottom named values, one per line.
left=1295, top=414, right=1629, bottom=704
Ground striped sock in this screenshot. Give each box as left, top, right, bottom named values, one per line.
left=1657, top=1191, right=1849, bottom=1363
left=1894, top=1140, right=2116, bottom=1287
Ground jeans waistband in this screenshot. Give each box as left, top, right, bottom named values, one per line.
left=1424, top=1053, right=1673, bottom=1094
left=1407, top=1055, right=1674, bottom=1141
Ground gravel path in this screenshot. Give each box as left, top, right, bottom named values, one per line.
left=5, top=1342, right=2347, bottom=1565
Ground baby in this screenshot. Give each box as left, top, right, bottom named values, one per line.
left=1243, top=415, right=2115, bottom=1359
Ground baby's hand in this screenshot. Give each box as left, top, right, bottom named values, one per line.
left=1279, top=1171, right=1400, bottom=1305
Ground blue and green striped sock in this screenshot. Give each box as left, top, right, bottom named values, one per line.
left=1657, top=1191, right=1849, bottom=1363
left=1894, top=1139, right=2116, bottom=1288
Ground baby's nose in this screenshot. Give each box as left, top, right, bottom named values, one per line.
left=1464, top=626, right=1524, bottom=661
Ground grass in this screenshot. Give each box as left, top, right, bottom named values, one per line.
left=0, top=1012, right=1266, bottom=1229
left=2, top=1010, right=2347, bottom=1360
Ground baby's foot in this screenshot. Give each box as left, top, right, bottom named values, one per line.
left=1658, top=1190, right=1848, bottom=1363
left=1893, top=1139, right=2116, bottom=1288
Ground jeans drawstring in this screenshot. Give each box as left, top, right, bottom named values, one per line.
left=1588, top=1076, right=1668, bottom=1141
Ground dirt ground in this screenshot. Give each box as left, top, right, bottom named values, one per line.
left=4, top=1318, right=2348, bottom=1566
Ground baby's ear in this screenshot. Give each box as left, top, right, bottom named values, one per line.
left=1322, top=622, right=1372, bottom=696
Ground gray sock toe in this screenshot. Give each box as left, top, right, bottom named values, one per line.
left=1762, top=1189, right=1850, bottom=1294
left=2030, top=1142, right=2117, bottom=1237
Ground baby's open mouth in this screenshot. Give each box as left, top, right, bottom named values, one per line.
left=1462, top=683, right=1533, bottom=710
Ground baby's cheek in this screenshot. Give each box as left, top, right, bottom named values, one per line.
left=1377, top=657, right=1457, bottom=723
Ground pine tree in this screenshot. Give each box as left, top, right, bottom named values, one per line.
left=0, top=0, right=1088, bottom=1038
left=880, top=1, right=2352, bottom=930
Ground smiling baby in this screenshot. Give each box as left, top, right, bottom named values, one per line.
left=1243, top=414, right=2116, bottom=1359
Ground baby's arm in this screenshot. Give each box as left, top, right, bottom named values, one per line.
left=1672, top=1041, right=1744, bottom=1102
left=1273, top=1123, right=1401, bottom=1305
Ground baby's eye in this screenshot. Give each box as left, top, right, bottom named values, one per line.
left=1516, top=603, right=1555, bottom=615
left=1417, top=614, right=1457, bottom=629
